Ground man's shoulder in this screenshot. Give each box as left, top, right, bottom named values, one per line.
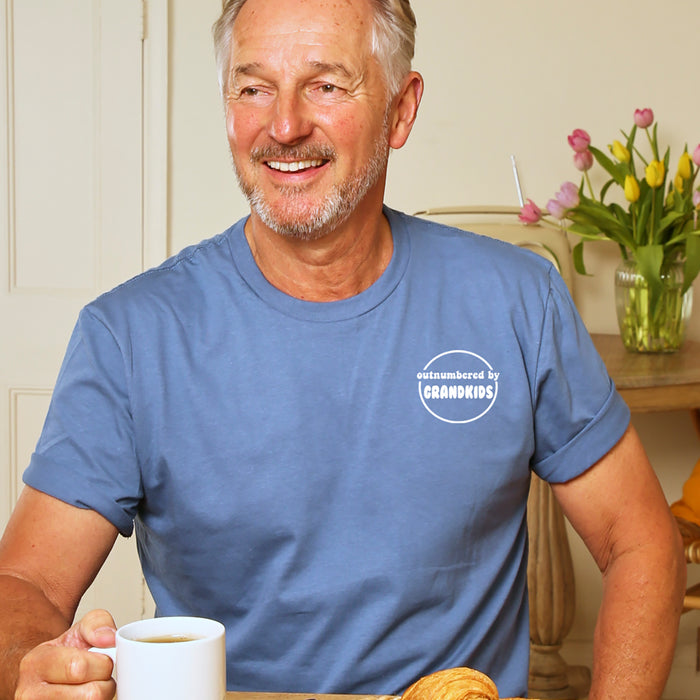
left=389, top=207, right=555, bottom=276
left=84, top=219, right=245, bottom=323
left=106, top=221, right=241, bottom=291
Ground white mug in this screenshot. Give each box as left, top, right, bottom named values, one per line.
left=90, top=616, right=226, bottom=700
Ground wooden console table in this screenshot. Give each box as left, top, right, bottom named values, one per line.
left=591, top=333, right=700, bottom=412
left=528, top=333, right=700, bottom=699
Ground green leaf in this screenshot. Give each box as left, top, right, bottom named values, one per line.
left=662, top=145, right=671, bottom=171
left=651, top=122, right=660, bottom=161
left=657, top=210, right=686, bottom=237
left=569, top=204, right=637, bottom=250
left=635, top=244, right=665, bottom=311
left=652, top=182, right=665, bottom=242
left=589, top=145, right=626, bottom=185
left=600, top=178, right=616, bottom=201
left=637, top=193, right=651, bottom=242
left=624, top=125, right=638, bottom=153
left=609, top=202, right=631, bottom=229
left=572, top=240, right=590, bottom=275
left=682, top=232, right=700, bottom=295
left=567, top=223, right=608, bottom=239
left=572, top=201, right=624, bottom=228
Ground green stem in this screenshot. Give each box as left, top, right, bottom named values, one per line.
left=631, top=145, right=649, bottom=168
left=617, top=261, right=688, bottom=353
left=645, top=127, right=659, bottom=162
left=534, top=216, right=571, bottom=232
left=584, top=170, right=596, bottom=200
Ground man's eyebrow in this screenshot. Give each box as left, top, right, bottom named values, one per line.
left=230, top=62, right=264, bottom=80
left=230, top=60, right=354, bottom=81
left=307, top=60, right=353, bottom=78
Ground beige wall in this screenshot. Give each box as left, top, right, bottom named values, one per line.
left=169, top=1, right=700, bottom=695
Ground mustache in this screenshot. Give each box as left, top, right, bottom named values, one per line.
left=250, top=144, right=337, bottom=163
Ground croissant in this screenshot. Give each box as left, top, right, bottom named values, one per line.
left=401, top=666, right=531, bottom=700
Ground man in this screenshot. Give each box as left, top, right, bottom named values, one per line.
left=0, top=0, right=685, bottom=698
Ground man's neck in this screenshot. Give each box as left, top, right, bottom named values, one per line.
left=243, top=210, right=393, bottom=302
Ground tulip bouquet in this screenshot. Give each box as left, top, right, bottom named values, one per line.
left=520, top=108, right=700, bottom=351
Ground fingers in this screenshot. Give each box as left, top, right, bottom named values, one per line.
left=77, top=609, right=117, bottom=649
left=17, top=643, right=116, bottom=698
left=15, top=679, right=116, bottom=700
left=34, top=642, right=114, bottom=683
left=15, top=611, right=117, bottom=699
left=54, top=609, right=117, bottom=650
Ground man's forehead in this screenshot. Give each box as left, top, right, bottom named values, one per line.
left=229, top=0, right=374, bottom=77
left=233, top=0, right=373, bottom=40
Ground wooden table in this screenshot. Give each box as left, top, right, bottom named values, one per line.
left=591, top=334, right=700, bottom=412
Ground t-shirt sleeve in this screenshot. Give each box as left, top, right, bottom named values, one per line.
left=530, top=268, right=630, bottom=483
left=23, top=306, right=141, bottom=536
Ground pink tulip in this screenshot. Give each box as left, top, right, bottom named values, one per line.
left=567, top=128, right=591, bottom=153
left=547, top=198, right=567, bottom=220
left=573, top=149, right=594, bottom=172
left=557, top=181, right=580, bottom=208
left=693, top=190, right=700, bottom=209
left=518, top=199, right=542, bottom=224
left=693, top=144, right=700, bottom=167
left=634, top=108, right=654, bottom=128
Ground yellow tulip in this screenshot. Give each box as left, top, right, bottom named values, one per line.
left=674, top=173, right=684, bottom=193
left=645, top=160, right=665, bottom=188
left=610, top=140, right=631, bottom=163
left=624, top=174, right=640, bottom=202
left=677, top=151, right=693, bottom=180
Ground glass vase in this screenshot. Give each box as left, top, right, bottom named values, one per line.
left=614, top=258, right=693, bottom=353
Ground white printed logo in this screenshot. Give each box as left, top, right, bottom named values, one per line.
left=417, top=350, right=499, bottom=424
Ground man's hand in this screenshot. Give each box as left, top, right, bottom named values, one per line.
left=15, top=610, right=117, bottom=699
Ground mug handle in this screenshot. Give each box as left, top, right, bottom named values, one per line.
left=88, top=646, right=117, bottom=663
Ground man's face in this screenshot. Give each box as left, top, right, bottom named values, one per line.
left=224, top=0, right=392, bottom=240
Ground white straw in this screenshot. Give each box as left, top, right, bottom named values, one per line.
left=510, top=155, right=524, bottom=206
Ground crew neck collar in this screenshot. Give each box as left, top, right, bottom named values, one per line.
left=227, top=206, right=410, bottom=322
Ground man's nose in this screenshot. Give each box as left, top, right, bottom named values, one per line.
left=268, top=90, right=313, bottom=144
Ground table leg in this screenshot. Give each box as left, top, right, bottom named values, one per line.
left=527, top=474, right=591, bottom=699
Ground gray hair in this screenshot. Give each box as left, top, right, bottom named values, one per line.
left=212, top=0, right=416, bottom=99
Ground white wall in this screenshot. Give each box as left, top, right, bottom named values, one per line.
left=168, top=1, right=700, bottom=695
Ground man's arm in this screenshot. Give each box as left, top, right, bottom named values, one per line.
left=0, top=486, right=119, bottom=699
left=553, top=423, right=686, bottom=700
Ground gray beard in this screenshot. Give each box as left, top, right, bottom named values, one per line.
left=233, top=132, right=390, bottom=241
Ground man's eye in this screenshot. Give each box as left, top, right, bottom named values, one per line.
left=317, top=83, right=343, bottom=94
left=241, top=87, right=259, bottom=97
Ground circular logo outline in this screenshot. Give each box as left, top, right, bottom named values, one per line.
left=418, top=350, right=499, bottom=424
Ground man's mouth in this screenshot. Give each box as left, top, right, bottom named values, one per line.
left=266, top=159, right=326, bottom=173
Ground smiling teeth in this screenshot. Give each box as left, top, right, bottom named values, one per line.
left=267, top=159, right=323, bottom=172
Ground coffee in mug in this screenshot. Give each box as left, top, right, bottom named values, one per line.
left=137, top=634, right=204, bottom=643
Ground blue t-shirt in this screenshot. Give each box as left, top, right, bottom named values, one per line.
left=24, top=208, right=629, bottom=697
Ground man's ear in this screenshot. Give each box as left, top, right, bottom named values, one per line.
left=388, top=71, right=424, bottom=150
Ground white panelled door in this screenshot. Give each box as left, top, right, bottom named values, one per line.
left=1, top=0, right=157, bottom=625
